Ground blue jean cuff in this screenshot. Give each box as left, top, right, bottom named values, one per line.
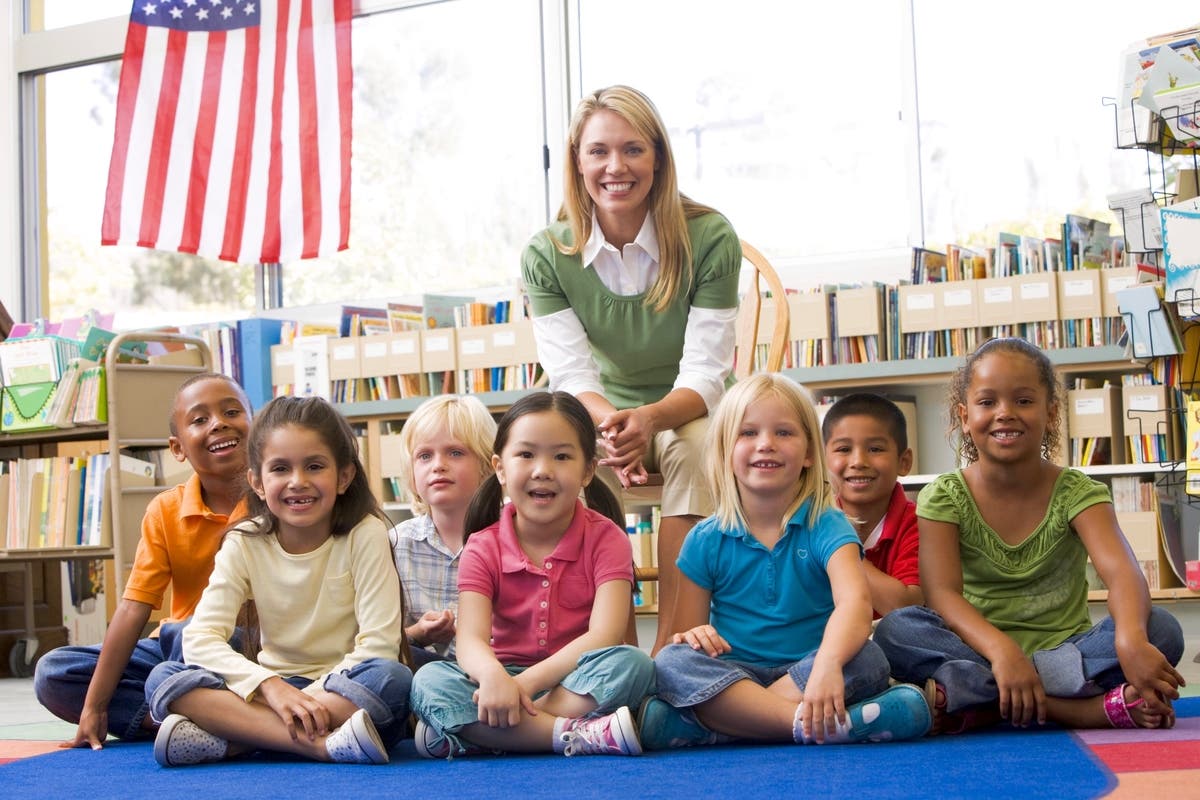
left=323, top=670, right=394, bottom=728
left=121, top=702, right=152, bottom=740
left=148, top=666, right=225, bottom=723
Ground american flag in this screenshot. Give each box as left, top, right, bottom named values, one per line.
left=102, top=0, right=352, bottom=264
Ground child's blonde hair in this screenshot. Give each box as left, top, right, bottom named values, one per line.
left=704, top=373, right=834, bottom=532
left=397, top=394, right=497, bottom=515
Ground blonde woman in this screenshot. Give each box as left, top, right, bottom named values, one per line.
left=522, top=85, right=740, bottom=653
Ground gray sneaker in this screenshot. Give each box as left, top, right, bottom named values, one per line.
left=413, top=718, right=490, bottom=759
left=636, top=697, right=725, bottom=750
left=153, top=714, right=229, bottom=767
left=325, top=708, right=389, bottom=764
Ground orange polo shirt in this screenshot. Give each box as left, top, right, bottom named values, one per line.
left=123, top=472, right=247, bottom=630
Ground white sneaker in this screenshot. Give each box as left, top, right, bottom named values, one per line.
left=557, top=707, right=642, bottom=756
left=325, top=708, right=389, bottom=764
left=153, top=714, right=229, bottom=767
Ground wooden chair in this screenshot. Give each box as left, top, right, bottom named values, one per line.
left=630, top=240, right=790, bottom=586
left=734, top=239, right=790, bottom=378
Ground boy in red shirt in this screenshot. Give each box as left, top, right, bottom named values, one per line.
left=822, top=393, right=922, bottom=618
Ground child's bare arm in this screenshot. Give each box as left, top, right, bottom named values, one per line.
left=921, top=517, right=1045, bottom=725
left=65, top=599, right=153, bottom=750
left=671, top=574, right=726, bottom=656
left=862, top=560, right=924, bottom=616
left=801, top=544, right=871, bottom=741
left=455, top=591, right=535, bottom=727
left=513, top=579, right=631, bottom=698
left=1076, top=504, right=1185, bottom=711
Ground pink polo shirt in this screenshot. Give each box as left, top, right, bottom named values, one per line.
left=458, top=500, right=633, bottom=667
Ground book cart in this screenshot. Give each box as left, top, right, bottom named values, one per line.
left=0, top=332, right=211, bottom=676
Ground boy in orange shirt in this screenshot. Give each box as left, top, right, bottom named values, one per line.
left=822, top=393, right=923, bottom=618
left=34, top=373, right=251, bottom=749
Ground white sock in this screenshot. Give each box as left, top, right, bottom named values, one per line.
left=551, top=717, right=570, bottom=753
left=793, top=702, right=853, bottom=744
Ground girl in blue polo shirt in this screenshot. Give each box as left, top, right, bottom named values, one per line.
left=642, top=373, right=931, bottom=749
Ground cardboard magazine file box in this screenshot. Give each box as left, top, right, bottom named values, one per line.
left=1101, top=267, right=1139, bottom=318
left=786, top=291, right=830, bottom=342
left=457, top=320, right=537, bottom=393
left=270, top=344, right=296, bottom=393
left=1012, top=273, right=1059, bottom=324
left=359, top=335, right=395, bottom=380
left=386, top=331, right=424, bottom=398
left=1067, top=386, right=1126, bottom=465
left=1115, top=511, right=1160, bottom=562
left=834, top=287, right=884, bottom=338
left=378, top=428, right=407, bottom=500
left=976, top=277, right=1019, bottom=327
left=897, top=285, right=939, bottom=334
left=420, top=328, right=458, bottom=395
left=328, top=337, right=362, bottom=382
left=1122, top=384, right=1176, bottom=463
left=1057, top=270, right=1103, bottom=320
left=936, top=281, right=978, bottom=330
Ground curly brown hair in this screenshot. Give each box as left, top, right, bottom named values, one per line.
left=947, top=337, right=1062, bottom=464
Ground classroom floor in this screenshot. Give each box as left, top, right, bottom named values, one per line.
left=2, top=603, right=1199, bottom=747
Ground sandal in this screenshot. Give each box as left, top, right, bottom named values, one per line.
left=1102, top=683, right=1145, bottom=729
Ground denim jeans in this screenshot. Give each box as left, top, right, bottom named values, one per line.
left=146, top=657, right=413, bottom=747
left=873, top=605, right=1185, bottom=713
left=409, top=645, right=655, bottom=754
left=32, top=619, right=189, bottom=740
left=654, top=638, right=891, bottom=709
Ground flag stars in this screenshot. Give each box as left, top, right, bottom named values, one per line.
left=221, top=6, right=233, bottom=18
left=196, top=8, right=209, bottom=19
left=141, top=2, right=158, bottom=15
left=183, top=0, right=197, bottom=6
left=169, top=6, right=184, bottom=18
left=244, top=3, right=256, bottom=14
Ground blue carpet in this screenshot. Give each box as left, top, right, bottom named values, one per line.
left=0, top=720, right=1119, bottom=800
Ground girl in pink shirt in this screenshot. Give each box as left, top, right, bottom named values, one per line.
left=409, top=391, right=655, bottom=758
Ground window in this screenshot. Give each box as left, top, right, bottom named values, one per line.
left=43, top=62, right=254, bottom=328
left=913, top=1, right=1200, bottom=252
left=576, top=0, right=916, bottom=288
left=281, top=0, right=547, bottom=307
left=33, top=1, right=129, bottom=31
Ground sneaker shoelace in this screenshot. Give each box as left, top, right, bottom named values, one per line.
left=559, top=720, right=617, bottom=756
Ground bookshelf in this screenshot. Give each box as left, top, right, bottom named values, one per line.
left=0, top=332, right=212, bottom=676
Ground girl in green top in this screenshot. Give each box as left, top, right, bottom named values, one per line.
left=874, top=337, right=1184, bottom=733
left=522, top=86, right=741, bottom=654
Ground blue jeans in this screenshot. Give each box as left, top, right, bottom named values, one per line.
left=32, top=619, right=189, bottom=740
left=654, top=639, right=891, bottom=709
left=146, top=657, right=413, bottom=747
left=873, top=605, right=1185, bottom=713
left=410, top=645, right=655, bottom=754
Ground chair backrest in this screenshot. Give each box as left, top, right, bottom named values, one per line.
left=734, top=239, right=790, bottom=379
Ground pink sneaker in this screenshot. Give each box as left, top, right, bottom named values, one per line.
left=557, top=707, right=642, bottom=756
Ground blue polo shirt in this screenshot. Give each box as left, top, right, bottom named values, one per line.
left=677, top=500, right=860, bottom=667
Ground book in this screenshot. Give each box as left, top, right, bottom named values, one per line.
left=1063, top=214, right=1112, bottom=271
left=291, top=334, right=332, bottom=401
left=1162, top=203, right=1200, bottom=317
left=421, top=293, right=473, bottom=329
left=236, top=318, right=285, bottom=412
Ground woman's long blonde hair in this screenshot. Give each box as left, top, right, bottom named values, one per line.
left=555, top=85, right=716, bottom=312
left=704, top=373, right=834, bottom=532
